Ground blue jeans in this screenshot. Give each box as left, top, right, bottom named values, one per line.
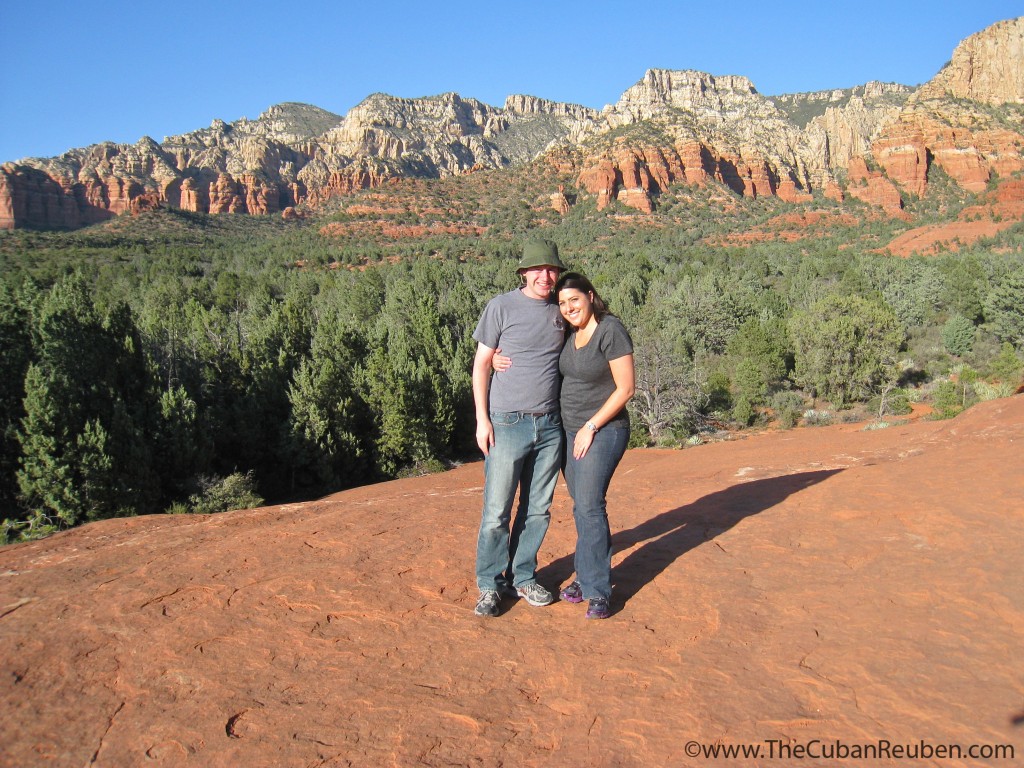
left=562, top=426, right=629, bottom=601
left=476, top=412, right=563, bottom=592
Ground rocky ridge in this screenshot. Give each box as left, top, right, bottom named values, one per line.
left=1, top=16, right=1022, bottom=229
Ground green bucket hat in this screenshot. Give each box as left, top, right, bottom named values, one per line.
left=517, top=238, right=567, bottom=272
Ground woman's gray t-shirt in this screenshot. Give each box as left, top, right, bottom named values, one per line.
left=559, top=315, right=633, bottom=432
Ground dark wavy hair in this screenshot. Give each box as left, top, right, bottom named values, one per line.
left=555, top=272, right=612, bottom=321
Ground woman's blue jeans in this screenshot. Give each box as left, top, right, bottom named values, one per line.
left=563, top=425, right=629, bottom=601
left=476, top=412, right=563, bottom=592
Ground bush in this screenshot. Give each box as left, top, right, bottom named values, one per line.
left=396, top=458, right=446, bottom=479
left=930, top=380, right=963, bottom=420
left=868, top=387, right=912, bottom=418
left=974, top=380, right=1015, bottom=401
left=1, top=511, right=59, bottom=545
left=988, top=342, right=1023, bottom=385
left=941, top=315, right=975, bottom=357
left=187, top=472, right=264, bottom=514
left=732, top=396, right=755, bottom=426
left=770, top=390, right=804, bottom=429
left=802, top=409, right=833, bottom=426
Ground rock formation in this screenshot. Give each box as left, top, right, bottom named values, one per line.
left=861, top=17, right=1024, bottom=200
left=916, top=17, right=1024, bottom=105
left=1, top=17, right=1022, bottom=229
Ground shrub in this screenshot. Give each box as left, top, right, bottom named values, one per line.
left=988, top=342, right=1023, bottom=385
left=732, top=396, right=755, bottom=426
left=930, top=380, right=963, bottom=420
left=187, top=472, right=264, bottom=514
left=974, top=380, right=1015, bottom=401
left=868, top=387, right=912, bottom=418
left=770, top=390, right=804, bottom=429
left=1, top=511, right=59, bottom=545
left=802, top=409, right=833, bottom=426
left=941, top=315, right=975, bottom=357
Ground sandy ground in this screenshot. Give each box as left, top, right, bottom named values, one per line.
left=2, top=396, right=1023, bottom=767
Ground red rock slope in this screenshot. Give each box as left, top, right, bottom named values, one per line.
left=2, top=397, right=1023, bottom=766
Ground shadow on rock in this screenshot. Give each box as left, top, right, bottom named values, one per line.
left=540, top=469, right=842, bottom=609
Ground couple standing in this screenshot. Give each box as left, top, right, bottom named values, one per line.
left=472, top=238, right=635, bottom=619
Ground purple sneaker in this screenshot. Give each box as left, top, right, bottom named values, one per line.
left=560, top=581, right=583, bottom=603
left=586, top=597, right=611, bottom=619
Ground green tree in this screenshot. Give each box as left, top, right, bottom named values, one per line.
left=988, top=342, right=1023, bottom=385
left=0, top=282, right=35, bottom=516
left=631, top=287, right=711, bottom=442
left=287, top=311, right=371, bottom=495
left=939, top=256, right=985, bottom=323
left=668, top=272, right=751, bottom=355
left=727, top=315, right=791, bottom=421
left=941, top=315, right=975, bottom=357
left=983, top=270, right=1024, bottom=348
left=789, top=294, right=905, bottom=408
left=356, top=261, right=476, bottom=474
left=154, top=385, right=209, bottom=501
left=16, top=275, right=160, bottom=526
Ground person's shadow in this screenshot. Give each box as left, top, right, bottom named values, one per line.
left=539, top=469, right=842, bottom=611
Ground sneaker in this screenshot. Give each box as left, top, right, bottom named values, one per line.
left=586, top=597, right=611, bottom=620
left=559, top=581, right=584, bottom=603
left=474, top=590, right=501, bottom=617
left=515, top=582, right=554, bottom=606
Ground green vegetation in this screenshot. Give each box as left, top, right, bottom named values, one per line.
left=2, top=169, right=1023, bottom=544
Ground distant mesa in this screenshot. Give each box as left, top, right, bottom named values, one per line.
left=1, top=17, right=1023, bottom=230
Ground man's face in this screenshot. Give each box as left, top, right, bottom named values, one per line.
left=520, top=266, right=560, bottom=300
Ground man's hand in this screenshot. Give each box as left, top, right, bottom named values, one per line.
left=476, top=419, right=495, bottom=456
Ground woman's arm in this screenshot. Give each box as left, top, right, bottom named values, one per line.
left=491, top=347, right=512, bottom=372
left=572, top=353, right=636, bottom=460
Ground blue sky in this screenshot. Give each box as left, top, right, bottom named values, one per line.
left=1, top=1, right=1020, bottom=163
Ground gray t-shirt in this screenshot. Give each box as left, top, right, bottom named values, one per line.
left=473, top=288, right=565, bottom=414
left=559, top=315, right=633, bottom=432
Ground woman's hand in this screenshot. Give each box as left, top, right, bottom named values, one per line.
left=573, top=427, right=595, bottom=460
left=492, top=347, right=512, bottom=372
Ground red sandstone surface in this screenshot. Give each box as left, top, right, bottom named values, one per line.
left=2, top=397, right=1023, bottom=766
left=885, top=178, right=1024, bottom=256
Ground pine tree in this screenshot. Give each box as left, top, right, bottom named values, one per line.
left=16, top=275, right=160, bottom=526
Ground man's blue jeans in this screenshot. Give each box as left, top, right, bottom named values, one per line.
left=562, top=425, right=629, bottom=601
left=476, top=412, right=563, bottom=592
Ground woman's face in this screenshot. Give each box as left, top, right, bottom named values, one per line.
left=558, top=287, right=594, bottom=329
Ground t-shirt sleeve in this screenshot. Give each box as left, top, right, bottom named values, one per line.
left=472, top=300, right=502, bottom=349
left=599, top=318, right=633, bottom=361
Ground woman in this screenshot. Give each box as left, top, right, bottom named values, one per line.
left=492, top=272, right=635, bottom=618
left=554, top=272, right=635, bottom=619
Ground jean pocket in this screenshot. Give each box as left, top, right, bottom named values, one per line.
left=490, top=412, right=522, bottom=427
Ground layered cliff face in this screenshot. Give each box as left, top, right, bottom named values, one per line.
left=568, top=18, right=1023, bottom=213
left=862, top=17, right=1024, bottom=205
left=0, top=104, right=342, bottom=230
left=0, top=95, right=599, bottom=229
left=916, top=17, right=1024, bottom=105
left=567, top=71, right=916, bottom=211
left=2, top=16, right=1022, bottom=229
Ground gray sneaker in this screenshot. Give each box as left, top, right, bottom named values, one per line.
left=474, top=590, right=501, bottom=617
left=515, top=582, right=553, bottom=606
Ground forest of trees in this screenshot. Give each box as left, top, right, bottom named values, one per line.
left=2, top=189, right=1023, bottom=544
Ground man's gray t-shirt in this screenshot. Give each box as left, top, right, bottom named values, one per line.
left=473, top=288, right=565, bottom=414
left=559, top=315, right=633, bottom=432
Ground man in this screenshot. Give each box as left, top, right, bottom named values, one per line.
left=471, top=238, right=567, bottom=617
